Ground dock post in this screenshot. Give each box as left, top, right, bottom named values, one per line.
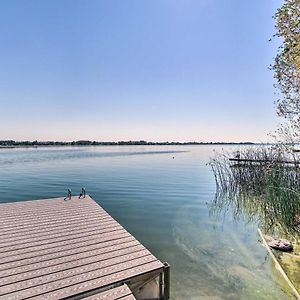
left=163, top=262, right=170, bottom=299
left=159, top=272, right=163, bottom=299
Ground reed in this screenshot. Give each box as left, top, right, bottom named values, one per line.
left=209, top=146, right=300, bottom=235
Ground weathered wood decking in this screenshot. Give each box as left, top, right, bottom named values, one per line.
left=0, top=196, right=167, bottom=300
left=83, top=284, right=136, bottom=300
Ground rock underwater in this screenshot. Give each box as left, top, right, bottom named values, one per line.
left=264, top=235, right=293, bottom=252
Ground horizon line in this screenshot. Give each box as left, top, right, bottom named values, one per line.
left=0, top=139, right=277, bottom=145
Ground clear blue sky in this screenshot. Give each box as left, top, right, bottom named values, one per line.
left=0, top=0, right=283, bottom=142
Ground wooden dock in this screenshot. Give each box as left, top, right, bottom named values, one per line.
left=229, top=158, right=300, bottom=165
left=83, top=284, right=136, bottom=300
left=0, top=195, right=170, bottom=300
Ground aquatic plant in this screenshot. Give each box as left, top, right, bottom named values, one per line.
left=209, top=146, right=300, bottom=235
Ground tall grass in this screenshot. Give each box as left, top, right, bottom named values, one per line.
left=209, top=146, right=300, bottom=235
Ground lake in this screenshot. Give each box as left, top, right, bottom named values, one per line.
left=0, top=145, right=293, bottom=299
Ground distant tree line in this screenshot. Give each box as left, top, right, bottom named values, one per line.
left=0, top=140, right=255, bottom=147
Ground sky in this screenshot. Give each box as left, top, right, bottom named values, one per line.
left=0, top=0, right=283, bottom=142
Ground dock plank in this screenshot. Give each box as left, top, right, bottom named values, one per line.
left=0, top=226, right=125, bottom=253
left=0, top=250, right=151, bottom=295
left=0, top=230, right=128, bottom=264
left=0, top=202, right=102, bottom=217
left=0, top=218, right=117, bottom=243
left=0, top=242, right=142, bottom=282
left=0, top=215, right=112, bottom=237
left=0, top=220, right=119, bottom=247
left=0, top=210, right=109, bottom=227
left=0, top=196, right=164, bottom=299
left=0, top=256, right=158, bottom=299
left=82, top=284, right=136, bottom=300
left=28, top=261, right=163, bottom=300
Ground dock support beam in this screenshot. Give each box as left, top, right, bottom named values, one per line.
left=159, top=272, right=163, bottom=299
left=163, top=262, right=170, bottom=300
left=158, top=262, right=170, bottom=300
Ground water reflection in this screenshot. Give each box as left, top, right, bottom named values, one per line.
left=0, top=146, right=296, bottom=299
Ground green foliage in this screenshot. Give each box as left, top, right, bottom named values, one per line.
left=273, top=0, right=300, bottom=139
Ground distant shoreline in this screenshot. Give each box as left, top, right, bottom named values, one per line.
left=0, top=140, right=271, bottom=148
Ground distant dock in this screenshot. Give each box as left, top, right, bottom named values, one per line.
left=229, top=158, right=300, bottom=165
left=0, top=196, right=170, bottom=300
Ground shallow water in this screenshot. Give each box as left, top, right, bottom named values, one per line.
left=0, top=145, right=294, bottom=299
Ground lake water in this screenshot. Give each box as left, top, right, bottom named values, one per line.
left=0, top=145, right=294, bottom=299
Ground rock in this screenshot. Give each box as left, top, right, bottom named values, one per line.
left=265, top=235, right=293, bottom=252
left=294, top=214, right=300, bottom=232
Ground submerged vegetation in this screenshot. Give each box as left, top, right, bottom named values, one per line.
left=209, top=146, right=300, bottom=294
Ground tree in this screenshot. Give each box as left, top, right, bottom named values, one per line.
left=273, top=0, right=300, bottom=140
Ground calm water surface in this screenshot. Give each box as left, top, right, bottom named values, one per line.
left=0, top=146, right=293, bottom=299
